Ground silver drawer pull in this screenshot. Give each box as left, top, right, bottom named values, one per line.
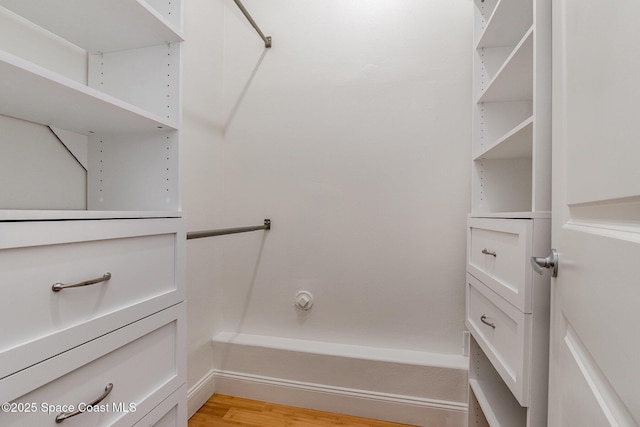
left=481, top=248, right=497, bottom=257
left=52, top=272, right=111, bottom=292
left=480, top=314, right=496, bottom=329
left=55, top=383, right=113, bottom=423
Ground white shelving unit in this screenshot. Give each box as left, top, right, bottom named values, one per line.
left=0, top=0, right=183, bottom=214
left=467, top=0, right=551, bottom=426
left=472, top=0, right=550, bottom=216
left=0, top=1, right=187, bottom=425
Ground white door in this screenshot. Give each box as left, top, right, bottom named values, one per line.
left=549, top=1, right=640, bottom=426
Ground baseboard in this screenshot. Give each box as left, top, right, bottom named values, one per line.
left=210, top=332, right=469, bottom=426
left=212, top=369, right=467, bottom=427
left=186, top=369, right=216, bottom=418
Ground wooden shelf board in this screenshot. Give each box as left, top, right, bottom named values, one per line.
left=477, top=28, right=533, bottom=104
left=474, top=116, right=533, bottom=160
left=476, top=0, right=532, bottom=49
left=0, top=0, right=183, bottom=52
left=0, top=50, right=177, bottom=135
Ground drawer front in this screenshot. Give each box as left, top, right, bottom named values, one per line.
left=1, top=305, right=185, bottom=427
left=467, top=217, right=532, bottom=312
left=0, top=218, right=183, bottom=379
left=132, top=385, right=187, bottom=427
left=466, top=274, right=531, bottom=406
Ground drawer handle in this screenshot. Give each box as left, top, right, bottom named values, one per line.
left=54, top=383, right=113, bottom=423
left=481, top=248, right=497, bottom=257
left=52, top=272, right=111, bottom=292
left=480, top=314, right=496, bottom=329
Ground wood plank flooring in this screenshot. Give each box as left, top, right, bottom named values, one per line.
left=188, top=394, right=418, bottom=427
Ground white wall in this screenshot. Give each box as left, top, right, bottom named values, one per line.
left=182, top=0, right=472, bottom=411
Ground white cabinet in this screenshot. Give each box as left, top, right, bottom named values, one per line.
left=467, top=274, right=531, bottom=405
left=1, top=305, right=186, bottom=427
left=0, top=1, right=186, bottom=425
left=467, top=1, right=551, bottom=426
left=0, top=0, right=182, bottom=214
left=468, top=218, right=533, bottom=312
left=0, top=219, right=187, bottom=426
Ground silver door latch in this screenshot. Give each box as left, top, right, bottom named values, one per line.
left=531, top=249, right=558, bottom=278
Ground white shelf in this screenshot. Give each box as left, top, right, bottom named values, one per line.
left=476, top=0, right=532, bottom=49
left=468, top=211, right=551, bottom=220
left=0, top=49, right=177, bottom=135
left=0, top=0, right=183, bottom=52
left=468, top=335, right=528, bottom=427
left=474, top=116, right=533, bottom=160
left=477, top=28, right=533, bottom=104
left=469, top=379, right=526, bottom=427
left=0, top=210, right=182, bottom=221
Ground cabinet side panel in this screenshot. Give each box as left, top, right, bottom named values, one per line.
left=473, top=0, right=499, bottom=45
left=88, top=43, right=180, bottom=128
left=532, top=0, right=552, bottom=212
left=144, top=0, right=183, bottom=31
left=468, top=386, right=490, bottom=427
left=472, top=157, right=532, bottom=213
left=87, top=131, right=179, bottom=211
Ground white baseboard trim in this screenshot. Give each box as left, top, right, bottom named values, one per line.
left=186, top=369, right=216, bottom=418
left=214, top=369, right=465, bottom=411
left=211, top=369, right=468, bottom=427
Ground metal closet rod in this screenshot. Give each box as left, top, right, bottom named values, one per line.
left=187, top=219, right=271, bottom=240
left=232, top=0, right=272, bottom=48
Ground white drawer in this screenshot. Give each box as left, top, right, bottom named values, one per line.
left=0, top=218, right=184, bottom=379
left=133, top=385, right=187, bottom=427
left=467, top=217, right=532, bottom=312
left=466, top=274, right=531, bottom=406
left=0, top=304, right=185, bottom=427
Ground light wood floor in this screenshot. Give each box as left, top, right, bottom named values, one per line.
left=188, top=394, right=418, bottom=427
